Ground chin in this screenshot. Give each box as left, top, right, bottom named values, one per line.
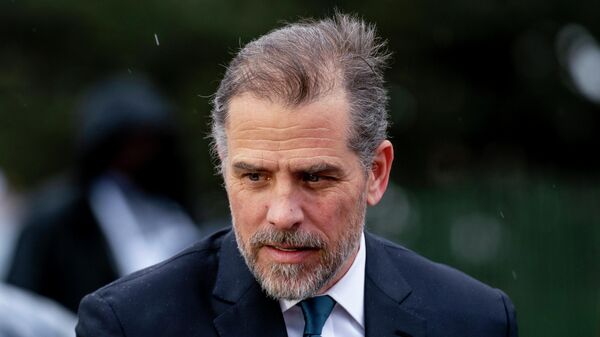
left=254, top=255, right=341, bottom=300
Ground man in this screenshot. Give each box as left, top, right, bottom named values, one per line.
left=76, top=14, right=518, bottom=337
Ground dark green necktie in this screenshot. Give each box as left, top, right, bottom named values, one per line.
left=299, top=295, right=336, bottom=337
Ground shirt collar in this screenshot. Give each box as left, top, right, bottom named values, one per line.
left=279, top=232, right=366, bottom=328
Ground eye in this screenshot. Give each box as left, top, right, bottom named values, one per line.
left=302, top=173, right=321, bottom=182
left=246, top=173, right=261, bottom=181
left=241, top=172, right=270, bottom=185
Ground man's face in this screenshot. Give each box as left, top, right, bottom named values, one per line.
left=223, top=90, right=370, bottom=300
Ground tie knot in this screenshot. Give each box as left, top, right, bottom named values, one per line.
left=299, top=295, right=336, bottom=337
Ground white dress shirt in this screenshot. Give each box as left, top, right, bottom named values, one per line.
left=280, top=232, right=366, bottom=337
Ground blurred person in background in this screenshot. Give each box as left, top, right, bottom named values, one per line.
left=5, top=75, right=202, bottom=313
left=0, top=170, right=75, bottom=337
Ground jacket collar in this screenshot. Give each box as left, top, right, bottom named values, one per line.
left=212, top=231, right=288, bottom=337
left=212, top=231, right=255, bottom=303
left=364, top=233, right=427, bottom=337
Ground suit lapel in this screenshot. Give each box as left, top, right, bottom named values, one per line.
left=213, top=283, right=288, bottom=337
left=212, top=231, right=288, bottom=337
left=364, top=233, right=427, bottom=337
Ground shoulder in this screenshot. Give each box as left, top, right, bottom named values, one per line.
left=365, top=232, right=518, bottom=336
left=367, top=232, right=496, bottom=289
left=367, top=233, right=493, bottom=292
left=76, top=228, right=232, bottom=336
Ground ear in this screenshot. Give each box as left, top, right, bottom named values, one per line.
left=366, top=140, right=394, bottom=206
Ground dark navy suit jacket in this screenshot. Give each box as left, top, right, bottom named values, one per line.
left=76, top=229, right=518, bottom=337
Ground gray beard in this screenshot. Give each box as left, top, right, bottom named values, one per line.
left=232, top=204, right=365, bottom=301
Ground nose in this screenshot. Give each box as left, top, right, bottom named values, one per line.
left=266, top=182, right=304, bottom=230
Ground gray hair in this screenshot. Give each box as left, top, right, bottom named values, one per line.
left=210, top=13, right=391, bottom=171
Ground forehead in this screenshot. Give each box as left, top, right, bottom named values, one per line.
left=225, top=91, right=352, bottom=154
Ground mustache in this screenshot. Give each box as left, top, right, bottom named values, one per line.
left=249, top=228, right=326, bottom=249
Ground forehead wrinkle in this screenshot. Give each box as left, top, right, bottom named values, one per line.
left=251, top=125, right=333, bottom=132
left=231, top=126, right=342, bottom=142
left=230, top=146, right=347, bottom=158
left=231, top=138, right=343, bottom=151
left=228, top=111, right=342, bottom=131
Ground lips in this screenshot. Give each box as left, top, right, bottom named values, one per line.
left=262, top=244, right=318, bottom=263
left=271, top=246, right=302, bottom=252
left=268, top=244, right=314, bottom=251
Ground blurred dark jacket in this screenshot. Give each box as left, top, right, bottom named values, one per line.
left=7, top=182, right=117, bottom=312
left=5, top=75, right=200, bottom=312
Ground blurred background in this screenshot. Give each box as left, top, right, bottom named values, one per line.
left=0, top=0, right=598, bottom=336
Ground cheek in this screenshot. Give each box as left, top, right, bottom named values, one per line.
left=305, top=194, right=354, bottom=235
left=228, top=190, right=267, bottom=230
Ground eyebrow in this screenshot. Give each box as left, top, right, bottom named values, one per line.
left=232, top=161, right=267, bottom=171
left=301, top=162, right=343, bottom=174
left=231, top=161, right=342, bottom=174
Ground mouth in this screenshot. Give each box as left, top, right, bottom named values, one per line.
left=268, top=244, right=315, bottom=251
left=261, top=244, right=319, bottom=263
